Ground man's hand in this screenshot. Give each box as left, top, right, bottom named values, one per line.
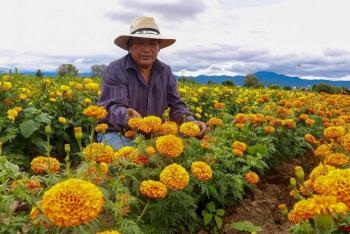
left=128, top=108, right=141, bottom=118
left=192, top=120, right=208, bottom=137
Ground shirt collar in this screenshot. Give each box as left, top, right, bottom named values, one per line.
left=125, top=53, right=163, bottom=74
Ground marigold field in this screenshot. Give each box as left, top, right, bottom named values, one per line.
left=1, top=73, right=350, bottom=234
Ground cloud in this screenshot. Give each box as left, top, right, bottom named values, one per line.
left=105, top=0, right=206, bottom=23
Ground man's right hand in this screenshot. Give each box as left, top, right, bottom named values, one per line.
left=128, top=108, right=141, bottom=118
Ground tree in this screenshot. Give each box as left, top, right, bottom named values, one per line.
left=268, top=84, right=281, bottom=90
left=91, top=64, right=107, bottom=77
left=244, top=74, right=263, bottom=88
left=36, top=69, right=43, bottom=78
left=222, top=80, right=235, bottom=86
left=57, top=64, right=78, bottom=77
left=312, top=83, right=335, bottom=94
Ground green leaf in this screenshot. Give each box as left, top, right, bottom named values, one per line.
left=230, top=221, right=263, bottom=232
left=23, top=107, right=40, bottom=117
left=215, top=215, right=223, bottom=229
left=203, top=213, right=213, bottom=225
left=216, top=209, right=225, bottom=216
left=206, top=201, right=215, bottom=212
left=19, top=120, right=40, bottom=138
left=202, top=209, right=209, bottom=217
left=34, top=113, right=51, bottom=125
left=31, top=137, right=47, bottom=151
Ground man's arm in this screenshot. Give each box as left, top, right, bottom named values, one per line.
left=97, top=64, right=130, bottom=131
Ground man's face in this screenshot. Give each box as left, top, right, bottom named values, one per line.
left=129, top=38, right=160, bottom=69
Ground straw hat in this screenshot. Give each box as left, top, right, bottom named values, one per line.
left=114, top=16, right=176, bottom=50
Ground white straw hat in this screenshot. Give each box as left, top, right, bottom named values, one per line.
left=114, top=16, right=176, bottom=50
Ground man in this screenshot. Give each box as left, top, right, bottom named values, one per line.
left=97, top=16, right=206, bottom=150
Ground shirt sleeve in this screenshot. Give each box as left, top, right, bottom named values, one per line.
left=97, top=63, right=130, bottom=132
left=167, top=70, right=195, bottom=124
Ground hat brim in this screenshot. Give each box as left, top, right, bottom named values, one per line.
left=114, top=34, right=176, bottom=50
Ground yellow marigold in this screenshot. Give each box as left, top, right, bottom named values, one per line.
left=41, top=178, right=104, bottom=227
left=128, top=118, right=142, bottom=129
left=85, top=82, right=99, bottom=91
left=288, top=195, right=348, bottom=223
left=116, top=146, right=136, bottom=158
left=160, top=163, right=189, bottom=190
left=7, top=109, right=18, bottom=122
left=83, top=143, right=115, bottom=163
left=31, top=156, right=60, bottom=174
left=324, top=126, right=345, bottom=140
left=300, top=179, right=314, bottom=195
left=304, top=134, right=317, bottom=144
left=180, top=122, right=200, bottom=137
left=232, top=148, right=244, bottom=157
left=83, top=105, right=108, bottom=120
left=235, top=123, right=245, bottom=128
left=264, top=125, right=275, bottom=134
left=95, top=124, right=108, bottom=133
left=159, top=121, right=178, bottom=135
left=140, top=180, right=168, bottom=199
left=314, top=144, right=331, bottom=157
left=206, top=117, right=223, bottom=127
left=324, top=153, right=349, bottom=167
left=214, top=102, right=225, bottom=109
left=156, top=135, right=184, bottom=158
left=96, top=231, right=121, bottom=234
left=283, top=119, right=296, bottom=128
left=138, top=116, right=162, bottom=133
left=232, top=141, right=247, bottom=152
left=145, top=146, right=156, bottom=156
left=58, top=117, right=67, bottom=124
left=309, top=164, right=335, bottom=181
left=245, top=171, right=259, bottom=184
left=313, top=169, right=350, bottom=207
left=1, top=81, right=12, bottom=90
left=191, top=161, right=213, bottom=181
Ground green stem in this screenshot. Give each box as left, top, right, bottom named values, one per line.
left=65, top=153, right=71, bottom=178
left=137, top=199, right=150, bottom=224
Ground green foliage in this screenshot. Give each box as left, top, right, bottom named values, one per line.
left=230, top=220, right=263, bottom=232
left=222, top=80, right=235, bottom=86
left=312, top=83, right=336, bottom=94
left=289, top=221, right=313, bottom=234
left=201, top=201, right=225, bottom=233
left=244, top=74, right=263, bottom=88
left=57, top=64, right=78, bottom=77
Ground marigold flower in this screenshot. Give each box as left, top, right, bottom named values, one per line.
left=7, top=109, right=18, bottom=122
left=41, top=178, right=104, bottom=227
left=288, top=195, right=348, bottom=223
left=324, top=126, right=345, bottom=140
left=191, top=161, right=213, bottom=181
left=324, top=153, right=349, bottom=167
left=342, top=133, right=350, bottom=152
left=214, top=102, right=225, bottom=109
left=283, top=119, right=296, bottom=128
left=245, top=171, right=259, bottom=184
left=138, top=116, right=162, bottom=133
left=206, top=117, right=223, bottom=127
left=232, top=141, right=247, bottom=153
left=304, top=134, right=317, bottom=144
left=180, top=122, right=200, bottom=137
left=11, top=178, right=41, bottom=190
left=156, top=135, right=184, bottom=158
left=305, top=118, right=315, bottom=126
left=31, top=156, right=60, bottom=174
left=235, top=123, right=245, bottom=128
left=314, top=144, right=331, bottom=157
left=159, top=121, right=178, bottom=135
left=83, top=105, right=108, bottom=120
left=128, top=118, right=142, bottom=129
left=124, top=130, right=136, bottom=138
left=234, top=113, right=248, bottom=123
left=160, top=163, right=189, bottom=190
left=116, top=146, right=136, bottom=158
left=58, top=117, right=67, bottom=124
left=264, top=125, right=275, bottom=134
left=83, top=162, right=109, bottom=184
left=299, top=114, right=309, bottom=121
left=74, top=127, right=83, bottom=140
left=309, top=164, right=335, bottom=181
left=1, top=81, right=12, bottom=90
left=95, top=124, right=108, bottom=133
left=145, top=146, right=156, bottom=156
left=233, top=148, right=244, bottom=157
left=140, top=180, right=168, bottom=199
left=83, top=143, right=115, bottom=163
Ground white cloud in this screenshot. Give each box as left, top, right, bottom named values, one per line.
left=0, top=0, right=350, bottom=80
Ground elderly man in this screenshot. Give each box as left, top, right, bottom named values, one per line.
left=97, top=16, right=206, bottom=150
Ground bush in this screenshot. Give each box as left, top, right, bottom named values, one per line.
left=57, top=64, right=78, bottom=77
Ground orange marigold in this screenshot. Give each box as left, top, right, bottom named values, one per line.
left=191, top=161, right=213, bottom=181
left=95, top=124, right=108, bottom=133
left=206, top=117, right=223, bottom=127
left=139, top=180, right=168, bottom=199
left=180, top=122, right=200, bottom=137
left=160, top=163, right=189, bottom=190
left=309, top=164, right=335, bottom=181
left=324, top=153, right=349, bottom=167
left=324, top=126, right=345, bottom=140
left=264, top=125, right=275, bottom=134
left=245, top=171, right=259, bottom=184
left=304, top=134, right=317, bottom=144
left=137, top=116, right=162, bottom=133
left=159, top=121, right=178, bottom=135
left=314, top=144, right=331, bottom=157
left=83, top=105, right=107, bottom=120
left=232, top=141, right=247, bottom=153
left=31, top=156, right=60, bottom=174
left=156, top=135, right=184, bottom=158
left=83, top=143, right=115, bottom=163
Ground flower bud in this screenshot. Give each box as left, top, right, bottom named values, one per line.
left=45, top=125, right=52, bottom=135
left=74, top=127, right=83, bottom=141
left=64, top=144, right=71, bottom=154
left=0, top=141, right=3, bottom=155
left=294, top=166, right=305, bottom=181
left=290, top=178, right=297, bottom=188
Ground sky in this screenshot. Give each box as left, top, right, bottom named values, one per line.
left=1, top=0, right=350, bottom=80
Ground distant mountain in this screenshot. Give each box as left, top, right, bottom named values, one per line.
left=181, top=71, right=350, bottom=88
